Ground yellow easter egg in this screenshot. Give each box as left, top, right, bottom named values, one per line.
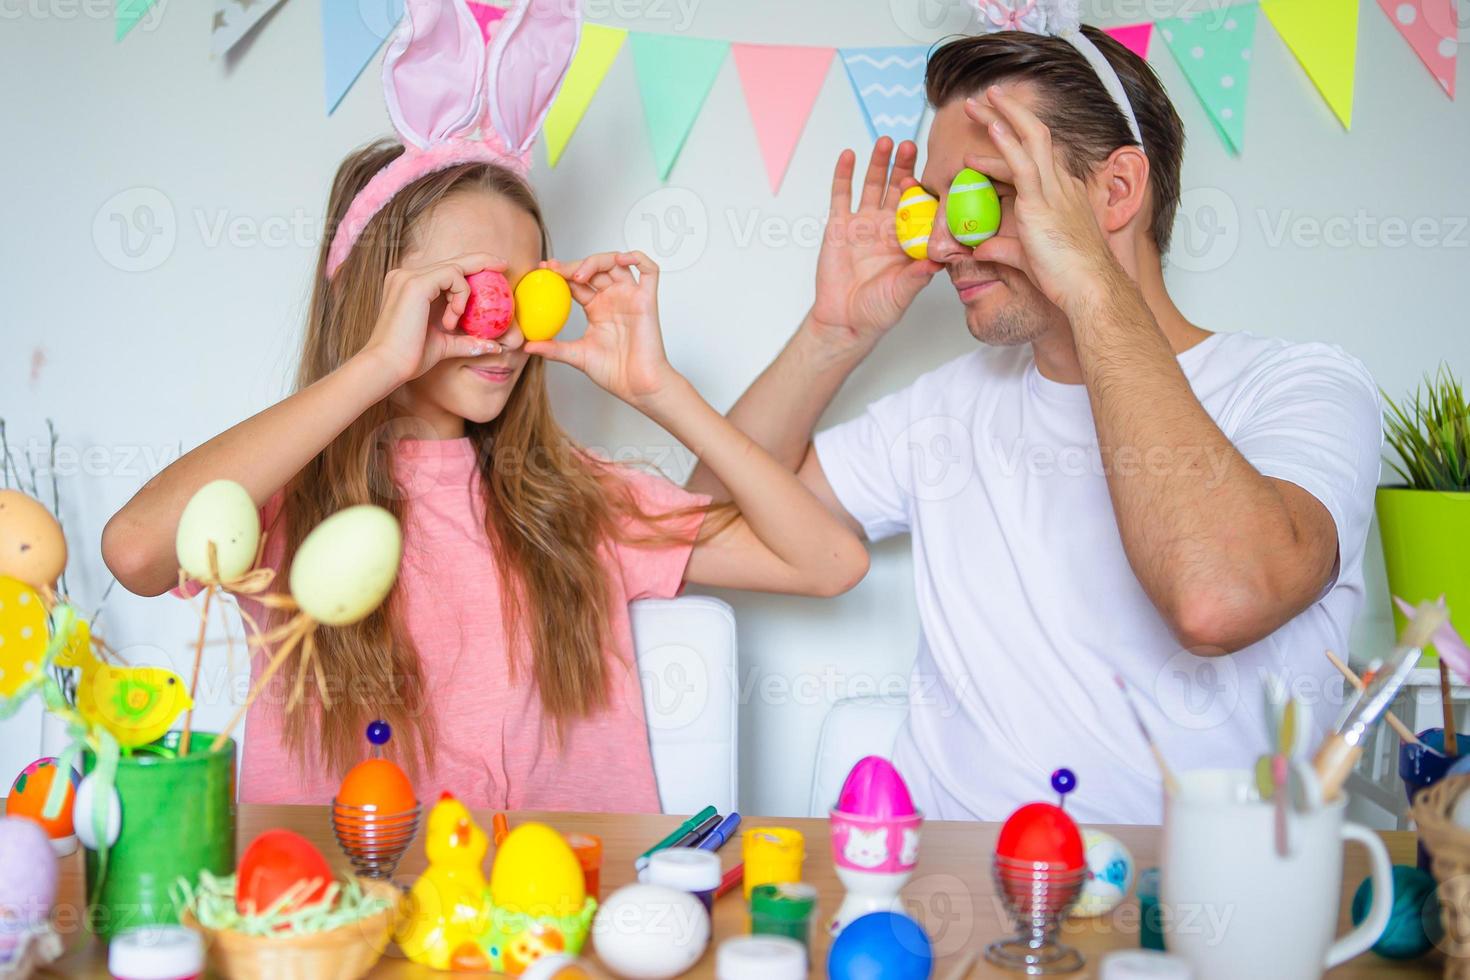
left=490, top=822, right=586, bottom=916
left=0, top=491, right=66, bottom=592
left=895, top=185, right=939, bottom=260
left=0, top=576, right=48, bottom=700
left=514, top=269, right=572, bottom=342
left=175, top=480, right=261, bottom=583
left=288, top=505, right=402, bottom=626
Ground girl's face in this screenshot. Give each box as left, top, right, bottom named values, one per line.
left=398, top=189, right=543, bottom=436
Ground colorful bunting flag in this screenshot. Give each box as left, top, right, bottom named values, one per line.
left=1262, top=0, right=1358, bottom=128
left=116, top=0, right=159, bottom=41
left=545, top=25, right=628, bottom=167
left=1377, top=0, right=1458, bottom=96
left=1103, top=23, right=1154, bottom=60
left=1159, top=7, right=1257, bottom=153
left=211, top=0, right=288, bottom=56
left=733, top=44, right=835, bottom=192
left=466, top=0, right=506, bottom=43
left=629, top=33, right=730, bottom=180
left=323, top=0, right=404, bottom=114
left=839, top=46, right=928, bottom=145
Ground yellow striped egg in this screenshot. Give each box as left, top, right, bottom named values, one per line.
left=894, top=186, right=938, bottom=260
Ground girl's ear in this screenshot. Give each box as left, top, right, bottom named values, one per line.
left=483, top=0, right=582, bottom=157
left=383, top=0, right=487, bottom=150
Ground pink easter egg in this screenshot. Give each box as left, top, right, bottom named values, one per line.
left=460, top=269, right=514, bottom=339
left=835, top=756, right=917, bottom=819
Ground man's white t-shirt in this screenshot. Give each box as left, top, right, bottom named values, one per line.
left=813, top=332, right=1383, bottom=824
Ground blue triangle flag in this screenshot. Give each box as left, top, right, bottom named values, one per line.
left=839, top=47, right=929, bottom=144
left=324, top=0, right=405, bottom=114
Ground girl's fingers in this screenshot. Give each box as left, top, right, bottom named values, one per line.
left=448, top=252, right=510, bottom=274
left=564, top=276, right=598, bottom=307
left=884, top=140, right=919, bottom=209
left=589, top=271, right=618, bottom=291
left=617, top=250, right=660, bottom=288
left=857, top=137, right=894, bottom=211
left=523, top=339, right=586, bottom=372
left=570, top=252, right=623, bottom=283
left=444, top=334, right=504, bottom=359
left=829, top=148, right=857, bottom=216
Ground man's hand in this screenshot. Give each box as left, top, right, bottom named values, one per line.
left=961, top=87, right=1129, bottom=314
left=810, top=138, right=943, bottom=352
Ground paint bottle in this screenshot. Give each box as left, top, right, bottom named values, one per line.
left=644, top=847, right=722, bottom=914
left=742, top=827, right=804, bottom=900
left=749, top=883, right=818, bottom=956
left=107, top=925, right=204, bottom=979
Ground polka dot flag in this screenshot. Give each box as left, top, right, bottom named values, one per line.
left=1377, top=0, right=1458, bottom=97
left=1158, top=5, right=1258, bottom=154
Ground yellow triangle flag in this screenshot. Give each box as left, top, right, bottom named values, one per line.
left=544, top=24, right=629, bottom=168
left=1262, top=0, right=1357, bottom=129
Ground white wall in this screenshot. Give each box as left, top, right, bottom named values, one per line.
left=2, top=0, right=1467, bottom=815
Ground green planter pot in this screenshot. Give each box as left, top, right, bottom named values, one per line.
left=82, top=732, right=236, bottom=938
left=1377, top=487, right=1470, bottom=665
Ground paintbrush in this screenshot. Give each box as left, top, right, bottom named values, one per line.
left=1325, top=650, right=1434, bottom=753
left=1313, top=604, right=1448, bottom=802
left=1114, top=674, right=1180, bottom=797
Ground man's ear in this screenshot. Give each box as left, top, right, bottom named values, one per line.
left=1099, top=145, right=1150, bottom=235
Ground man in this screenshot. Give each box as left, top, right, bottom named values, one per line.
left=687, top=28, right=1382, bottom=823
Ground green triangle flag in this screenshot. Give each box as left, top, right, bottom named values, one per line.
left=545, top=25, right=629, bottom=168
left=116, top=0, right=159, bottom=40
left=629, top=33, right=730, bottom=180
left=1158, top=7, right=1257, bottom=154
left=1262, top=0, right=1358, bottom=128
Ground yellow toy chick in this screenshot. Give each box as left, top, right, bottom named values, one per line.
left=54, top=620, right=194, bottom=749
left=397, top=791, right=493, bottom=971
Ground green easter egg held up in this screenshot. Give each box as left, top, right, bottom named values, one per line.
left=946, top=168, right=1001, bottom=247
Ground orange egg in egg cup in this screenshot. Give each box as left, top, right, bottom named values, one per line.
left=330, top=722, right=421, bottom=879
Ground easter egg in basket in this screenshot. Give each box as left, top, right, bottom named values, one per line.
left=237, top=829, right=335, bottom=917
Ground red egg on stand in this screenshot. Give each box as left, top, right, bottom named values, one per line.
left=986, top=769, right=1088, bottom=973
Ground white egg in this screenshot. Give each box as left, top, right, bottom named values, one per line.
left=175, top=480, right=261, bottom=583
left=592, top=883, right=710, bottom=980
left=1074, top=828, right=1134, bottom=918
left=289, top=505, right=402, bottom=626
left=72, top=774, right=122, bottom=850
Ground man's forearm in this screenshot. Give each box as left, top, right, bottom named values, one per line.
left=687, top=311, right=870, bottom=500
left=1067, top=264, right=1329, bottom=653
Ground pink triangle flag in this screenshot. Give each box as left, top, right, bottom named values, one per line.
left=466, top=0, right=507, bottom=44
left=1376, top=0, right=1457, bottom=97
left=1104, top=23, right=1154, bottom=60
left=732, top=44, right=835, bottom=193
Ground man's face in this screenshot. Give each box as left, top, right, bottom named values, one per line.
left=921, top=82, right=1065, bottom=347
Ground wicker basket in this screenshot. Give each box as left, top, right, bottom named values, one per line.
left=1411, top=773, right=1470, bottom=978
left=180, top=878, right=402, bottom=980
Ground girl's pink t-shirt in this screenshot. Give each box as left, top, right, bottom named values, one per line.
left=232, top=437, right=708, bottom=813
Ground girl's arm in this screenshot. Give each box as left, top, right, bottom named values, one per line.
left=102, top=253, right=508, bottom=596
left=526, top=252, right=870, bottom=598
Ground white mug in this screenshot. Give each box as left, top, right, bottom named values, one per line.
left=1161, top=769, right=1392, bottom=980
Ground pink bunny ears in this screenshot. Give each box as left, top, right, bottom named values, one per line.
left=326, top=0, right=581, bottom=279
left=970, top=0, right=1144, bottom=148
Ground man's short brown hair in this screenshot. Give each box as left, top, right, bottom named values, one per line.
left=926, top=27, right=1185, bottom=253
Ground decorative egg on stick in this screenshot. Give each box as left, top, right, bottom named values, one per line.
left=210, top=504, right=403, bottom=754
left=0, top=489, right=68, bottom=596
left=174, top=479, right=273, bottom=755
left=54, top=618, right=195, bottom=750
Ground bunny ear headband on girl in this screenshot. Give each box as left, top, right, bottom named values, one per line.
left=326, top=0, right=581, bottom=278
left=971, top=0, right=1143, bottom=147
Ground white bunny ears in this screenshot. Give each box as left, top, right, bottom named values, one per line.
left=327, top=0, right=581, bottom=278
left=970, top=0, right=1144, bottom=147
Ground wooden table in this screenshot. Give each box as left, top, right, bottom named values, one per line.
left=34, top=805, right=1439, bottom=978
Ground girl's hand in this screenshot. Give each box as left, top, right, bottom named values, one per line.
left=809, top=139, right=942, bottom=352
left=525, top=252, right=682, bottom=411
left=360, top=252, right=511, bottom=384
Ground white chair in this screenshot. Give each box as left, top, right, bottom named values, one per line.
left=630, top=596, right=739, bottom=815
left=807, top=694, right=910, bottom=817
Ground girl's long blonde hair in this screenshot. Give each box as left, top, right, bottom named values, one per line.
left=281, top=140, right=708, bottom=774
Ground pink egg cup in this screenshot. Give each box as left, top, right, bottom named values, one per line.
left=827, top=808, right=924, bottom=934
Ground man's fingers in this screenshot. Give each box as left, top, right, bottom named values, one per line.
left=858, top=137, right=894, bottom=211
left=884, top=140, right=920, bottom=210
left=830, top=149, right=857, bottom=216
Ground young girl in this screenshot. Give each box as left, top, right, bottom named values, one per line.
left=100, top=0, right=867, bottom=811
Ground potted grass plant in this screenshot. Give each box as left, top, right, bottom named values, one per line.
left=1378, top=366, right=1470, bottom=666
